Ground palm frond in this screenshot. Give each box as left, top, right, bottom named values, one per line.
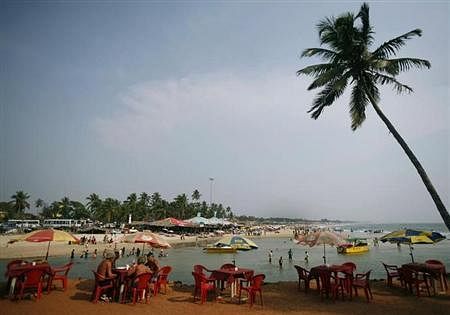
left=381, top=58, right=431, bottom=75
left=306, top=66, right=348, bottom=90
left=308, top=77, right=348, bottom=119
left=317, top=17, right=336, bottom=37
left=372, top=72, right=413, bottom=94
left=362, top=73, right=380, bottom=104
left=357, top=2, right=373, bottom=46
left=296, top=63, right=334, bottom=77
left=349, top=81, right=368, bottom=130
left=301, top=48, right=338, bottom=61
left=372, top=29, right=422, bottom=58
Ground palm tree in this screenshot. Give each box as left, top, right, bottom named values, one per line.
left=35, top=198, right=45, bottom=209
left=86, top=193, right=102, bottom=219
left=11, top=191, right=30, bottom=218
left=174, top=194, right=188, bottom=219
left=297, top=3, right=449, bottom=230
left=58, top=197, right=73, bottom=218
left=125, top=193, right=137, bottom=221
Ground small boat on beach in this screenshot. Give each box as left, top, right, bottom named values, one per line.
left=337, top=238, right=369, bottom=254
left=204, top=244, right=237, bottom=253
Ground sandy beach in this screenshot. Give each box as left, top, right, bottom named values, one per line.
left=0, top=230, right=295, bottom=260
left=1, top=278, right=449, bottom=315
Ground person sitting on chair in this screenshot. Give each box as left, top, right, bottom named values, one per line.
left=97, top=251, right=117, bottom=280
left=127, top=256, right=151, bottom=277
left=145, top=252, right=160, bottom=274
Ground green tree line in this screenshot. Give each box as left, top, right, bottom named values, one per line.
left=0, top=190, right=234, bottom=223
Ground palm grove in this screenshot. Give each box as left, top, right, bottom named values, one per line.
left=298, top=3, right=449, bottom=230
left=1, top=190, right=234, bottom=223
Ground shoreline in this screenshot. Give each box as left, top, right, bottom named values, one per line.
left=0, top=230, right=295, bottom=260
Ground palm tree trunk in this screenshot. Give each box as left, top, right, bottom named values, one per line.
left=367, top=94, right=450, bottom=231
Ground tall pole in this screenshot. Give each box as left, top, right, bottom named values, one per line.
left=209, top=177, right=214, bottom=206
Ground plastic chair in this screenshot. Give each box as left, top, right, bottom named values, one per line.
left=91, top=270, right=116, bottom=303
left=47, top=262, right=73, bottom=293
left=425, top=259, right=448, bottom=291
left=317, top=269, right=344, bottom=302
left=192, top=271, right=217, bottom=304
left=129, top=272, right=153, bottom=304
left=152, top=266, right=172, bottom=296
left=238, top=274, right=265, bottom=307
left=382, top=262, right=401, bottom=287
left=15, top=269, right=46, bottom=301
left=294, top=265, right=316, bottom=293
left=220, top=263, right=235, bottom=270
left=399, top=268, right=431, bottom=297
left=352, top=270, right=373, bottom=302
left=342, top=262, right=357, bottom=273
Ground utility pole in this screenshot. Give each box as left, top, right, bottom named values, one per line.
left=209, top=177, right=214, bottom=206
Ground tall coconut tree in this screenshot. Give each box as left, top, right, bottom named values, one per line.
left=297, top=3, right=449, bottom=230
left=11, top=191, right=30, bottom=218
left=86, top=193, right=102, bottom=219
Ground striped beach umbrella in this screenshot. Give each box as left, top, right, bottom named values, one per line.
left=380, top=229, right=446, bottom=262
left=10, top=229, right=79, bottom=260
left=122, top=231, right=171, bottom=251
left=296, top=230, right=345, bottom=264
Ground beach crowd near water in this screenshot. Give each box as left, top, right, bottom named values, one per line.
left=1, top=222, right=449, bottom=314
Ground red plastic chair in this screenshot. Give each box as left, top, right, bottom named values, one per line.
left=340, top=263, right=356, bottom=297
left=294, top=265, right=317, bottom=293
left=47, top=262, right=73, bottom=293
left=317, top=269, right=345, bottom=302
left=152, top=266, right=172, bottom=296
left=194, top=265, right=214, bottom=278
left=399, top=268, right=431, bottom=298
left=352, top=270, right=373, bottom=302
left=425, top=259, right=448, bottom=291
left=382, top=262, right=401, bottom=287
left=238, top=274, right=265, bottom=307
left=220, top=263, right=235, bottom=270
left=129, top=272, right=153, bottom=304
left=15, top=269, right=46, bottom=301
left=342, top=262, right=357, bottom=273
left=91, top=271, right=116, bottom=303
left=192, top=271, right=217, bottom=304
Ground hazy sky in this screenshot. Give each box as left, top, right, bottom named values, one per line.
left=1, top=1, right=448, bottom=223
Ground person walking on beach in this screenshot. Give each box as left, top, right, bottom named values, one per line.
left=268, top=250, right=273, bottom=263
left=70, top=249, right=75, bottom=259
left=288, top=249, right=293, bottom=261
left=279, top=256, right=283, bottom=268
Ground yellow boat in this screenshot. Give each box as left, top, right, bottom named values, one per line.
left=337, top=238, right=369, bottom=254
left=204, top=245, right=237, bottom=253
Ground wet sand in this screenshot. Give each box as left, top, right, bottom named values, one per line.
left=1, top=279, right=449, bottom=315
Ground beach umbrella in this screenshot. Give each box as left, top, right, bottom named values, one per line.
left=122, top=231, right=171, bottom=252
left=9, top=228, right=79, bottom=260
left=296, top=230, right=344, bottom=264
left=380, top=229, right=446, bottom=263
left=215, top=235, right=258, bottom=250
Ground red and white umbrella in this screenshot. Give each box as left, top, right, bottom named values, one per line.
left=9, top=229, right=79, bottom=260
left=122, top=231, right=171, bottom=251
left=296, top=230, right=344, bottom=264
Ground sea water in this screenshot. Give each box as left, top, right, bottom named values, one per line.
left=1, top=223, right=449, bottom=285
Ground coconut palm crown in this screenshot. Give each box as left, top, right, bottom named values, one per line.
left=298, top=3, right=449, bottom=229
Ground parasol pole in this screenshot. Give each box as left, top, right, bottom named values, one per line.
left=323, top=243, right=326, bottom=264
left=409, top=243, right=415, bottom=263
left=45, top=241, right=51, bottom=260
